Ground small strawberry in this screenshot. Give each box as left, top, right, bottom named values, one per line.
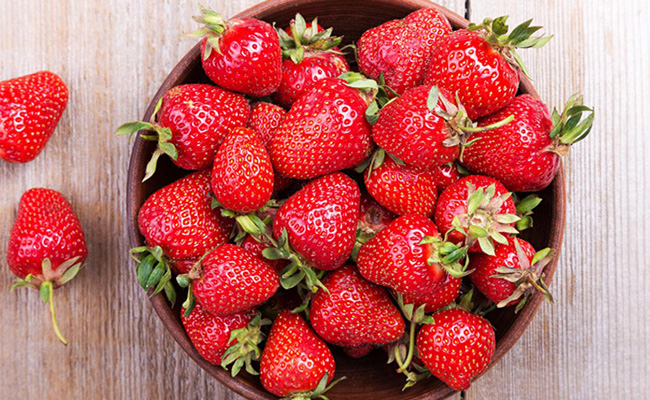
left=357, top=8, right=451, bottom=95
left=462, top=94, right=594, bottom=192
left=0, top=71, right=68, bottom=163
left=189, top=6, right=282, bottom=96
left=211, top=127, right=274, bottom=213
left=424, top=17, right=552, bottom=119
left=400, top=274, right=462, bottom=313
left=434, top=175, right=519, bottom=255
left=260, top=311, right=339, bottom=398
left=358, top=192, right=396, bottom=236
left=469, top=237, right=554, bottom=311
left=116, top=84, right=249, bottom=180
left=344, top=345, right=374, bottom=359
left=8, top=188, right=87, bottom=345
left=269, top=74, right=375, bottom=179
left=417, top=308, right=495, bottom=390
left=310, top=264, right=405, bottom=351
left=240, top=234, right=288, bottom=274
left=246, top=102, right=287, bottom=149
left=432, top=162, right=463, bottom=194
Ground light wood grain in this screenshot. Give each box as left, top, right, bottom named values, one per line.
left=1, top=0, right=646, bottom=399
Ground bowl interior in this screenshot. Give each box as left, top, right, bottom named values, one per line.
left=127, top=0, right=566, bottom=399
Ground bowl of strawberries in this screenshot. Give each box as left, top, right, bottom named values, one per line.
left=124, top=0, right=592, bottom=398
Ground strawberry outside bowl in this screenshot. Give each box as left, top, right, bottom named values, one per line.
left=126, top=0, right=566, bottom=398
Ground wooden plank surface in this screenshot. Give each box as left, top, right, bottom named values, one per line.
left=0, top=0, right=646, bottom=399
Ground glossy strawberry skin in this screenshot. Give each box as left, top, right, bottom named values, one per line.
left=246, top=102, right=287, bottom=149
left=157, top=84, right=250, bottom=170
left=181, top=302, right=256, bottom=365
left=261, top=311, right=336, bottom=397
left=273, top=172, right=360, bottom=271
left=365, top=156, right=438, bottom=217
left=270, top=78, right=373, bottom=179
left=462, top=95, right=558, bottom=192
left=469, top=237, right=536, bottom=306
left=432, top=162, right=462, bottom=193
left=192, top=244, right=279, bottom=317
left=201, top=18, right=282, bottom=97
left=211, top=127, right=274, bottom=213
left=240, top=234, right=288, bottom=274
left=7, top=188, right=87, bottom=280
left=424, top=29, right=519, bottom=120
left=357, top=8, right=451, bottom=95
left=400, top=274, right=461, bottom=313
left=0, top=71, right=68, bottom=163
left=357, top=214, right=446, bottom=298
left=358, top=192, right=396, bottom=235
left=310, top=264, right=405, bottom=348
left=138, top=171, right=234, bottom=274
left=417, top=308, right=495, bottom=391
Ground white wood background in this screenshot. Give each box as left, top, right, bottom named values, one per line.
left=0, top=0, right=647, bottom=399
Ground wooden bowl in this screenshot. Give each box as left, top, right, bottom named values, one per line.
left=126, top=0, right=566, bottom=398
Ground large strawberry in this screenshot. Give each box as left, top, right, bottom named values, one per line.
left=269, top=75, right=375, bottom=179
left=8, top=188, right=87, bottom=344
left=417, top=308, right=495, bottom=390
left=0, top=71, right=68, bottom=163
left=260, top=311, right=338, bottom=398
left=310, top=264, right=405, bottom=352
left=424, top=17, right=552, bottom=119
left=462, top=94, right=594, bottom=192
left=400, top=274, right=462, bottom=313
left=211, top=127, right=274, bottom=213
left=357, top=8, right=451, bottom=95
left=246, top=102, right=287, bottom=149
left=190, top=6, right=282, bottom=96
left=116, top=84, right=249, bottom=180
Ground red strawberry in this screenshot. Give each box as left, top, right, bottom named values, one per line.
left=357, top=8, right=451, bottom=95
left=0, top=71, right=68, bottom=163
left=344, top=345, right=374, bottom=358
left=211, top=127, right=274, bottom=213
left=424, top=17, right=551, bottom=119
left=462, top=94, right=594, bottom=192
left=432, top=162, right=463, bottom=193
left=310, top=264, right=405, bottom=350
left=469, top=237, right=554, bottom=310
left=117, top=84, right=249, bottom=180
left=358, top=192, right=396, bottom=237
left=240, top=234, right=288, bottom=274
left=246, top=102, right=287, bottom=149
left=260, top=311, right=337, bottom=398
left=270, top=75, right=374, bottom=179
left=400, top=274, right=461, bottom=313
left=364, top=154, right=438, bottom=217
left=191, top=7, right=282, bottom=96
left=417, top=308, right=495, bottom=390
left=8, top=188, right=87, bottom=344
left=434, top=175, right=518, bottom=255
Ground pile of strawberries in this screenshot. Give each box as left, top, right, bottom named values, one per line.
left=120, top=6, right=593, bottom=397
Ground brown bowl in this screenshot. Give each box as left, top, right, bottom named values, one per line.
left=127, top=0, right=566, bottom=398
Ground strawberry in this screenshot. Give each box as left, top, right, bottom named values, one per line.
left=310, top=264, right=405, bottom=351
left=116, top=84, right=249, bottom=180
left=260, top=311, right=338, bottom=398
left=240, top=234, right=288, bottom=274
left=462, top=94, right=594, bottom=192
left=269, top=75, right=375, bottom=179
left=432, top=162, right=463, bottom=193
left=211, top=127, right=274, bottom=213
left=358, top=192, right=396, bottom=236
left=246, top=102, right=287, bottom=150
left=434, top=175, right=519, bottom=255
left=424, top=17, right=552, bottom=120
left=357, top=8, right=451, bottom=95
left=400, top=274, right=461, bottom=313
left=8, top=188, right=87, bottom=344
left=273, top=14, right=350, bottom=108
left=469, top=237, right=554, bottom=310
left=0, top=71, right=68, bottom=163
left=190, top=6, right=282, bottom=97
left=344, top=345, right=374, bottom=358
left=417, top=308, right=495, bottom=390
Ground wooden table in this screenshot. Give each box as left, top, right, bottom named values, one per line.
left=1, top=0, right=646, bottom=398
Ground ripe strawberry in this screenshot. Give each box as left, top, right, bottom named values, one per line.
left=417, top=308, right=495, bottom=390
left=246, top=102, right=287, bottom=149
left=469, top=237, right=554, bottom=310
left=432, top=162, right=463, bottom=193
left=400, top=274, right=462, bottom=313
left=344, top=345, right=374, bottom=358
left=357, top=8, right=451, bottom=95
left=8, top=188, right=87, bottom=344
left=310, top=264, right=405, bottom=351
left=190, top=6, right=282, bottom=96
left=240, top=234, right=288, bottom=274
left=211, top=127, right=274, bottom=213
left=260, top=311, right=337, bottom=398
left=462, top=94, right=594, bottom=192
left=358, top=192, right=396, bottom=236
left=117, top=84, right=249, bottom=180
left=270, top=75, right=374, bottom=179
left=273, top=14, right=350, bottom=108
left=0, top=71, right=68, bottom=163
left=434, top=175, right=518, bottom=255
left=424, top=17, right=552, bottom=119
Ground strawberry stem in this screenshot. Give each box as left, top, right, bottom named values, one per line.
left=42, top=281, right=67, bottom=345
